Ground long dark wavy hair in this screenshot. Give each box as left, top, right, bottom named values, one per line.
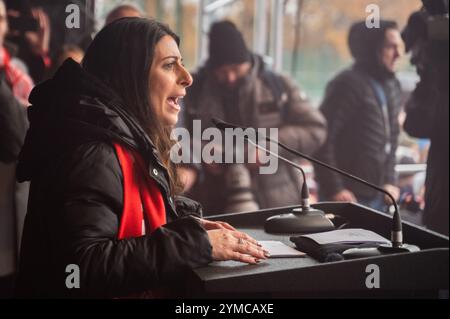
left=82, top=17, right=183, bottom=195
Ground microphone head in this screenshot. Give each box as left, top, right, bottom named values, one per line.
left=211, top=117, right=225, bottom=129
left=211, top=118, right=241, bottom=130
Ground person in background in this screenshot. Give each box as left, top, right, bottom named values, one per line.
left=4, top=0, right=51, bottom=83
left=105, top=3, right=144, bottom=25
left=397, top=155, right=425, bottom=217
left=0, top=0, right=33, bottom=105
left=314, top=20, right=404, bottom=211
left=0, top=0, right=30, bottom=298
left=402, top=1, right=449, bottom=235
left=15, top=17, right=268, bottom=298
left=182, top=20, right=327, bottom=214
left=47, top=44, right=84, bottom=77
left=54, top=44, right=83, bottom=66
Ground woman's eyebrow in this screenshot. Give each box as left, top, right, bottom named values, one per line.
left=161, top=56, right=183, bottom=62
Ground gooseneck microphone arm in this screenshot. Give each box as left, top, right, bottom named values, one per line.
left=212, top=118, right=403, bottom=248
left=212, top=118, right=336, bottom=234
left=264, top=128, right=402, bottom=247
left=211, top=118, right=310, bottom=206
left=244, top=134, right=310, bottom=207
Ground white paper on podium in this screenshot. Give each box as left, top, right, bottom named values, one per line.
left=259, top=240, right=306, bottom=258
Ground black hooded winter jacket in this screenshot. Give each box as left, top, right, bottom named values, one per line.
left=314, top=21, right=403, bottom=200
left=15, top=59, right=213, bottom=298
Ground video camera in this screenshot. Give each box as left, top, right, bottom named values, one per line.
left=402, top=0, right=448, bottom=47
left=402, top=0, right=448, bottom=76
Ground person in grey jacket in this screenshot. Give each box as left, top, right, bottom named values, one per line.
left=0, top=0, right=30, bottom=297
left=315, top=20, right=404, bottom=211
left=0, top=64, right=29, bottom=299
left=182, top=20, right=327, bottom=214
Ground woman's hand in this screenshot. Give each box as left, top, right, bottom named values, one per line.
left=196, top=217, right=270, bottom=264
left=206, top=228, right=270, bottom=264
left=195, top=218, right=237, bottom=231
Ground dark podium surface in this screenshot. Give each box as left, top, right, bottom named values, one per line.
left=187, top=202, right=449, bottom=298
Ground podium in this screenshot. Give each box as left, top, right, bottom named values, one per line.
left=186, top=202, right=449, bottom=298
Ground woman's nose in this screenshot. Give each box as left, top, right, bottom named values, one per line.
left=179, top=66, right=193, bottom=88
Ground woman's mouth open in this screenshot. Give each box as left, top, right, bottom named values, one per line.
left=167, top=96, right=182, bottom=111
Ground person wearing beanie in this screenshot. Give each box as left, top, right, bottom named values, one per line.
left=314, top=20, right=404, bottom=211
left=207, top=21, right=251, bottom=69
left=181, top=20, right=327, bottom=214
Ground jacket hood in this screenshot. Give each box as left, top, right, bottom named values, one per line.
left=17, top=58, right=157, bottom=182
left=348, top=20, right=398, bottom=81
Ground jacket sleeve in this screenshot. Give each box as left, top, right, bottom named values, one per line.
left=50, top=142, right=212, bottom=297
left=277, top=75, right=327, bottom=157
left=0, top=75, right=28, bottom=162
left=175, top=195, right=204, bottom=218
left=404, top=77, right=437, bottom=139
left=314, top=78, right=359, bottom=197
left=384, top=80, right=402, bottom=186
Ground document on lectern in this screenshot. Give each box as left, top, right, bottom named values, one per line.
left=297, top=229, right=390, bottom=245
left=259, top=240, right=306, bottom=258
left=289, top=229, right=390, bottom=262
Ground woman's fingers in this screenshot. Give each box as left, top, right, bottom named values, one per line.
left=207, top=229, right=269, bottom=265
left=198, top=218, right=237, bottom=231
left=217, top=221, right=236, bottom=231
left=234, top=237, right=269, bottom=260
left=229, top=251, right=261, bottom=264
left=232, top=231, right=261, bottom=247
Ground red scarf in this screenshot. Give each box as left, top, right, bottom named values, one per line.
left=113, top=143, right=166, bottom=239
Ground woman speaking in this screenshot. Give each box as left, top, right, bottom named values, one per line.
left=16, top=18, right=268, bottom=298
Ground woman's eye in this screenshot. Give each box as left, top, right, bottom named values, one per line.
left=163, top=62, right=176, bottom=70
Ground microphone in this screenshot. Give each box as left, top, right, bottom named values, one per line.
left=212, top=118, right=419, bottom=254
left=212, top=118, right=335, bottom=234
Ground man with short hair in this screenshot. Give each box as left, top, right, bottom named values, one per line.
left=315, top=20, right=404, bottom=211
left=105, top=3, right=144, bottom=25
left=182, top=20, right=327, bottom=214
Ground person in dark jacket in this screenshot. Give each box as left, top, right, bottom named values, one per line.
left=0, top=0, right=30, bottom=297
left=15, top=18, right=268, bottom=298
left=315, top=20, right=404, bottom=211
left=402, top=6, right=449, bottom=235
left=182, top=20, right=327, bottom=214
